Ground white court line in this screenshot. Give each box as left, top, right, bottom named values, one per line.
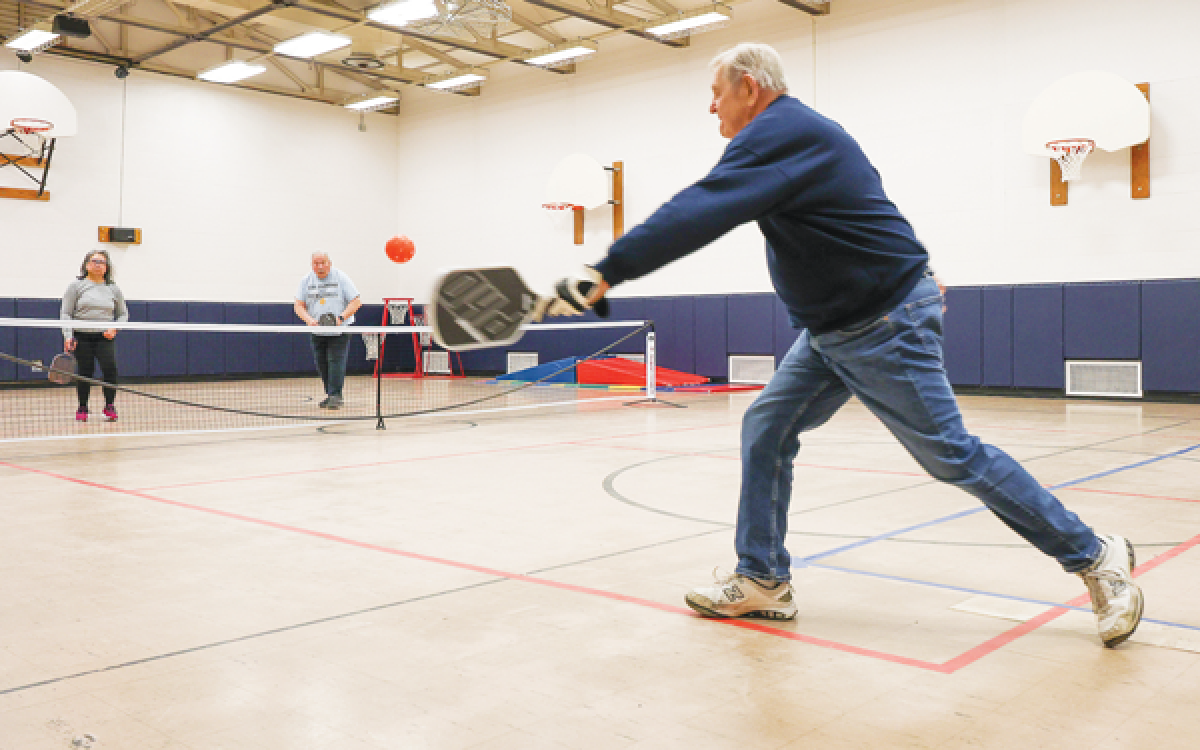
left=0, top=395, right=636, bottom=444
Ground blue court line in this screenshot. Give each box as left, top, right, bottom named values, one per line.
left=812, top=562, right=1200, bottom=634
left=798, top=441, right=1200, bottom=565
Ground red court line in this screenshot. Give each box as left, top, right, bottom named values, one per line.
left=7, top=458, right=1199, bottom=675
left=1, top=458, right=943, bottom=672
left=1063, top=487, right=1200, bottom=504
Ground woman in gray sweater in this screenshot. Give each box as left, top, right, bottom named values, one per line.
left=61, top=250, right=128, bottom=422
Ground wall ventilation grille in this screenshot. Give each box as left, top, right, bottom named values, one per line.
left=729, top=355, right=776, bottom=384
left=1065, top=360, right=1142, bottom=398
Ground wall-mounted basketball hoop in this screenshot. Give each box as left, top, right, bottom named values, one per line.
left=1022, top=71, right=1150, bottom=207
left=543, top=154, right=624, bottom=245
left=0, top=71, right=78, bottom=202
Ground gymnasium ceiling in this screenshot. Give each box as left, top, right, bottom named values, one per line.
left=0, top=0, right=827, bottom=109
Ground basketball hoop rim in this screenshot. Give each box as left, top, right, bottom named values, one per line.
left=10, top=117, right=54, bottom=135
left=542, top=202, right=582, bottom=211
left=1045, top=138, right=1095, bottom=152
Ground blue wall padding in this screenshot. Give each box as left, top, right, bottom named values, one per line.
left=1013, top=285, right=1063, bottom=388
left=1142, top=280, right=1200, bottom=392
left=224, top=303, right=260, bottom=374
left=6, top=279, right=1200, bottom=394
left=643, top=298, right=675, bottom=367
left=607, top=298, right=648, bottom=356
left=727, top=294, right=775, bottom=355
left=774, top=297, right=800, bottom=362
left=669, top=298, right=697, bottom=375
left=258, top=305, right=295, bottom=373
left=982, top=287, right=1013, bottom=387
left=1064, top=282, right=1140, bottom=360
left=0, top=298, right=16, bottom=381
left=119, top=301, right=148, bottom=378
left=187, top=302, right=225, bottom=376
left=145, top=301, right=188, bottom=376
left=944, top=287, right=982, bottom=386
left=496, top=356, right=580, bottom=384
left=694, top=296, right=728, bottom=378
left=16, top=298, right=60, bottom=381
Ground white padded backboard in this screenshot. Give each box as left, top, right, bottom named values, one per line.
left=0, top=71, right=78, bottom=137
left=544, top=153, right=608, bottom=210
left=1022, top=71, right=1148, bottom=158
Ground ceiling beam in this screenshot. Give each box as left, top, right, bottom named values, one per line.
left=509, top=8, right=563, bottom=44
left=775, top=0, right=829, bottom=15
left=131, top=0, right=285, bottom=63
left=289, top=0, right=572, bottom=73
left=522, top=0, right=687, bottom=48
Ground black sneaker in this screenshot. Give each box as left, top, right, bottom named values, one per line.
left=326, top=395, right=344, bottom=410
left=318, top=396, right=331, bottom=409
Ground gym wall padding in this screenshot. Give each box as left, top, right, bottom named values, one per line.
left=0, top=298, right=17, bottom=381
left=982, top=287, right=1013, bottom=387
left=1063, top=282, right=1141, bottom=361
left=1142, top=280, right=1200, bottom=392
left=944, top=287, right=982, bottom=387
left=6, top=278, right=1200, bottom=395
left=1013, top=285, right=1064, bottom=389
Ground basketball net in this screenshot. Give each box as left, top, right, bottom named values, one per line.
left=10, top=118, right=52, bottom=157
left=1046, top=139, right=1095, bottom=181
left=386, top=300, right=410, bottom=326
left=361, top=333, right=381, bottom=360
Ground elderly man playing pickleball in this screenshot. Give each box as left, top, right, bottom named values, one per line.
left=542, top=42, right=1142, bottom=648
left=294, top=252, right=362, bottom=410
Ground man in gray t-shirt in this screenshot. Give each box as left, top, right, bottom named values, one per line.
left=293, top=252, right=362, bottom=409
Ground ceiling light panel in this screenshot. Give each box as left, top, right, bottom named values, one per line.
left=197, top=60, right=268, bottom=84
left=274, top=31, right=352, bottom=59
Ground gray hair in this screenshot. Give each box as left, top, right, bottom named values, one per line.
left=311, top=252, right=331, bottom=261
left=710, top=43, right=788, bottom=94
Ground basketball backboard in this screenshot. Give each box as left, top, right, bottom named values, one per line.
left=1021, top=71, right=1148, bottom=158
left=544, top=153, right=608, bottom=210
left=0, top=71, right=78, bottom=137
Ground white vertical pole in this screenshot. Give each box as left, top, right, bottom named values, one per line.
left=646, top=330, right=657, bottom=402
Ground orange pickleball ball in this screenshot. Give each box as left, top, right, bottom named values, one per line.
left=385, top=235, right=416, bottom=263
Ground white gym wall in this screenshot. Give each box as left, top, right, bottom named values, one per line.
left=3, top=0, right=1199, bottom=303
left=0, top=54, right=399, bottom=303
left=396, top=0, right=1200, bottom=297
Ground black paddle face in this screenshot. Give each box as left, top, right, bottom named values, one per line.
left=430, top=268, right=541, bottom=351
left=318, top=312, right=338, bottom=326
left=47, top=353, right=76, bottom=385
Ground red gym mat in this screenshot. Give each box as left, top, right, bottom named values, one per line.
left=577, top=358, right=708, bottom=387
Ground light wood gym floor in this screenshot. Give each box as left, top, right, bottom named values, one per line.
left=2, top=386, right=1200, bottom=749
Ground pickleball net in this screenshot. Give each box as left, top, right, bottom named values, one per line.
left=0, top=317, right=651, bottom=441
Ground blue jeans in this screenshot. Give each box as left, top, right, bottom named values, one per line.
left=735, top=275, right=1102, bottom=581
left=310, top=333, right=351, bottom=398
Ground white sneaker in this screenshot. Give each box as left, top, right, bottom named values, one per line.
left=1079, top=534, right=1144, bottom=648
left=685, top=570, right=798, bottom=620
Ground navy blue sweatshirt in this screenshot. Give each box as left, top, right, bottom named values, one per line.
left=593, top=96, right=929, bottom=335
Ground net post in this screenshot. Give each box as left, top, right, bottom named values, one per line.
left=375, top=343, right=385, bottom=430
left=624, top=322, right=684, bottom=408
left=646, top=328, right=657, bottom=402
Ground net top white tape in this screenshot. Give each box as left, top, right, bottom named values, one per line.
left=0, top=318, right=646, bottom=335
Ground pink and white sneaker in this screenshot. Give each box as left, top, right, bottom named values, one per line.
left=102, top=405, right=118, bottom=422
left=75, top=408, right=88, bottom=422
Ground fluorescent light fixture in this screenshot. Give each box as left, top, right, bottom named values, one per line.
left=367, top=0, right=438, bottom=27
left=345, top=94, right=400, bottom=111
left=425, top=71, right=487, bottom=92
left=6, top=29, right=61, bottom=52
left=645, top=5, right=732, bottom=38
left=197, top=60, right=268, bottom=84
left=525, top=40, right=598, bottom=69
left=274, top=31, right=352, bottom=58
